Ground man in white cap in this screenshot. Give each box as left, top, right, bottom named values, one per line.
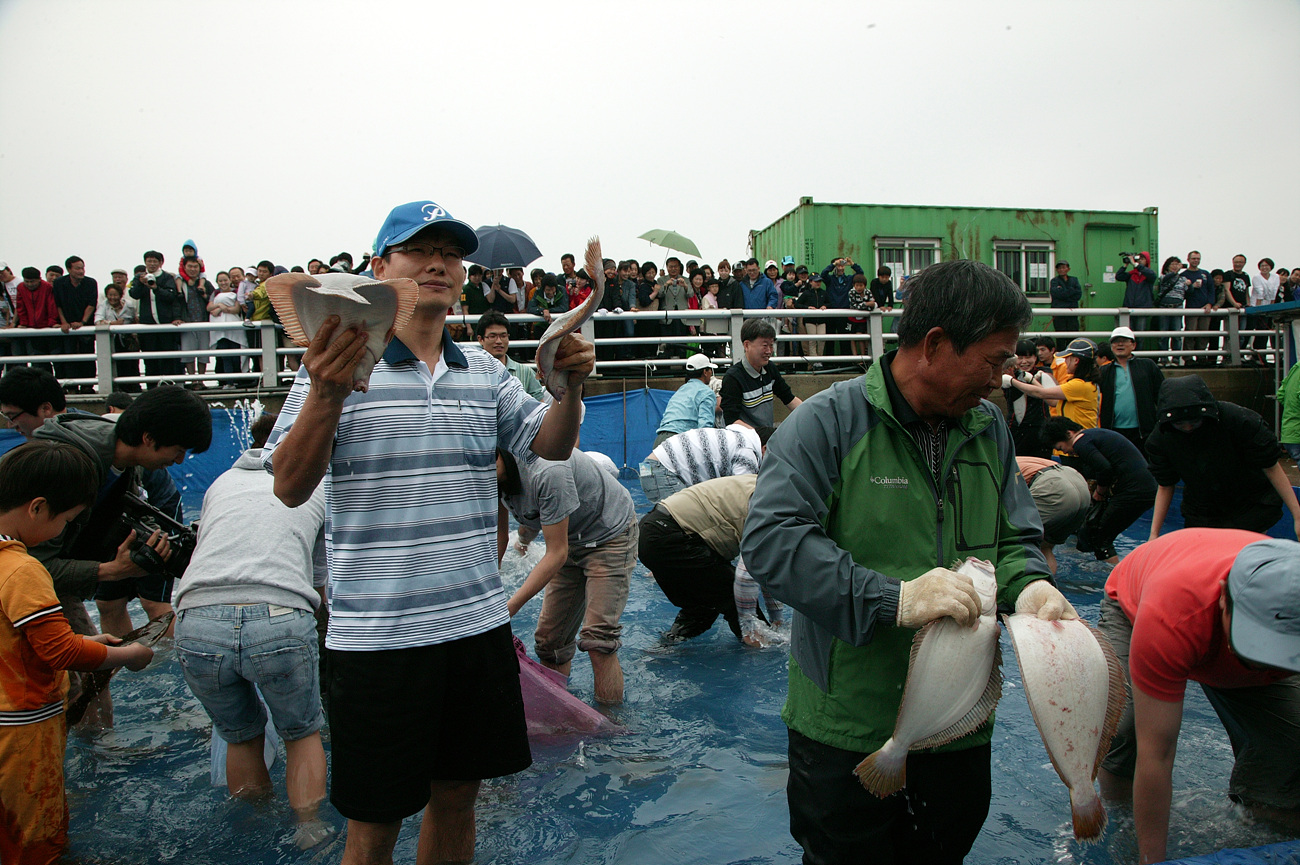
left=1098, top=325, right=1164, bottom=451
left=651, top=353, right=720, bottom=448
left=1097, top=529, right=1300, bottom=863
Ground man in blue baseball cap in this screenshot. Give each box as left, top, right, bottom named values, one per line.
left=1098, top=529, right=1300, bottom=863
left=263, top=199, right=595, bottom=865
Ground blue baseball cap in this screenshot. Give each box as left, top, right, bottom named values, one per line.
left=781, top=255, right=795, bottom=267
left=373, top=201, right=479, bottom=258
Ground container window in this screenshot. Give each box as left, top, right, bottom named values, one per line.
left=993, top=242, right=1056, bottom=297
left=875, top=238, right=940, bottom=280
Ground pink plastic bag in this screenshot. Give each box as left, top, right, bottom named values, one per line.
left=514, top=636, right=622, bottom=738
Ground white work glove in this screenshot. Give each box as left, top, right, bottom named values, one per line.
left=613, top=307, right=624, bottom=314
left=896, top=567, right=981, bottom=628
left=1002, top=373, right=1014, bottom=388
left=1015, top=580, right=1079, bottom=621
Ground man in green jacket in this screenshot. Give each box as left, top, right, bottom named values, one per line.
left=742, top=259, right=1074, bottom=864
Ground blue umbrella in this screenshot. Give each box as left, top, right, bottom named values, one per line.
left=468, top=224, right=543, bottom=269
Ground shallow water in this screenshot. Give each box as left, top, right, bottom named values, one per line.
left=64, top=482, right=1294, bottom=865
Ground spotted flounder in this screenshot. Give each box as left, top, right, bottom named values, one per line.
left=1003, top=614, right=1125, bottom=841
left=855, top=557, right=1003, bottom=797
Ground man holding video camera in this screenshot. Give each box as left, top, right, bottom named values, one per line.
left=30, top=384, right=211, bottom=637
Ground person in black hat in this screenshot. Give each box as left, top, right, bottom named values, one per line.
left=1145, top=375, right=1300, bottom=540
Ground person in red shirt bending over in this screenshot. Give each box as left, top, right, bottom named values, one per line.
left=1096, top=529, right=1300, bottom=863
left=0, top=441, right=153, bottom=864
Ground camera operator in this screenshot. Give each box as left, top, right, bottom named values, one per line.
left=31, top=384, right=212, bottom=638
left=1116, top=251, right=1156, bottom=341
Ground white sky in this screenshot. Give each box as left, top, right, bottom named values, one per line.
left=2, top=0, right=1297, bottom=283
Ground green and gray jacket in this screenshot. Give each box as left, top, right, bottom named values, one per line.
left=741, top=353, right=1048, bottom=754
left=31, top=413, right=182, bottom=600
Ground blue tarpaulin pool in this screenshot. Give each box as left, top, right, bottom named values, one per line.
left=2, top=399, right=1296, bottom=863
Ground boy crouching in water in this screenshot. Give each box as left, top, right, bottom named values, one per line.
left=0, top=442, right=153, bottom=864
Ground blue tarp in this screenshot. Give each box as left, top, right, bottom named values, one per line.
left=1161, top=840, right=1300, bottom=865
left=0, top=389, right=675, bottom=508
left=578, top=387, right=673, bottom=478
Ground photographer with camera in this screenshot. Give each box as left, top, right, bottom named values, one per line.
left=1116, top=251, right=1156, bottom=344
left=30, top=384, right=211, bottom=638
left=129, top=250, right=184, bottom=380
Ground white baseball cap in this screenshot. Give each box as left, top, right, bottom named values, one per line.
left=1110, top=326, right=1136, bottom=341
left=684, top=353, right=718, bottom=372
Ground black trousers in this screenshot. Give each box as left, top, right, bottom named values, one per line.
left=637, top=505, right=735, bottom=619
left=1078, top=483, right=1156, bottom=559
left=787, top=729, right=991, bottom=865
left=138, top=330, right=181, bottom=379
left=1010, top=421, right=1051, bottom=459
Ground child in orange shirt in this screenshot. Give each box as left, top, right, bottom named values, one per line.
left=0, top=442, right=154, bottom=865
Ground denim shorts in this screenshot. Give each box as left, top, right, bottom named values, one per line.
left=176, top=604, right=324, bottom=744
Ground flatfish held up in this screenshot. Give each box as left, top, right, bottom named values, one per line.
left=855, top=557, right=1003, bottom=797
left=265, top=272, right=418, bottom=392
left=536, top=237, right=604, bottom=402
left=1003, top=614, right=1125, bottom=841
left=66, top=612, right=174, bottom=727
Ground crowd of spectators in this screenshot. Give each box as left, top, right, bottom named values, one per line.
left=1, top=245, right=1294, bottom=394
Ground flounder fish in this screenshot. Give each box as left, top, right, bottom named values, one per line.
left=1003, top=614, right=1125, bottom=841
left=264, top=272, right=418, bottom=392
left=536, top=237, right=604, bottom=401
left=855, top=557, right=1003, bottom=797
left=66, top=612, right=174, bottom=727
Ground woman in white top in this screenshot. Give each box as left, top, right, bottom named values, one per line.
left=207, top=270, right=247, bottom=384
left=95, top=283, right=140, bottom=389
left=1250, top=257, right=1281, bottom=362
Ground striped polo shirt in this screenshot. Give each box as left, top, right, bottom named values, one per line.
left=263, top=332, right=547, bottom=651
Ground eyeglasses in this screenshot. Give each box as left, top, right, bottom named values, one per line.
left=480, top=331, right=510, bottom=341
left=388, top=243, right=465, bottom=265
left=1, top=409, right=29, bottom=424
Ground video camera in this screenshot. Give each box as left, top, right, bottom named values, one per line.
left=68, top=473, right=199, bottom=581
left=115, top=491, right=198, bottom=579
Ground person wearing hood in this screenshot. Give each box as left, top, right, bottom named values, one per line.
left=173, top=412, right=331, bottom=849
left=1116, top=251, right=1156, bottom=344
left=1145, top=375, right=1300, bottom=541
left=28, top=384, right=212, bottom=639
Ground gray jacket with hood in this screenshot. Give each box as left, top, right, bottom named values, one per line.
left=31, top=412, right=182, bottom=599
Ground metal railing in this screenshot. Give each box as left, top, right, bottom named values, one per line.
left=0, top=307, right=1281, bottom=393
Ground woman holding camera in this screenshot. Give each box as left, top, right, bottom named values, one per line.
left=1154, top=256, right=1189, bottom=365
left=633, top=262, right=661, bottom=359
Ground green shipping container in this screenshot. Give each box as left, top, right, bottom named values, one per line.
left=749, top=197, right=1159, bottom=332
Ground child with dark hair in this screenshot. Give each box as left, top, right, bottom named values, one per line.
left=0, top=441, right=153, bottom=863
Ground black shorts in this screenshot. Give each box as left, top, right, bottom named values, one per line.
left=94, top=573, right=174, bottom=604
left=327, top=623, right=531, bottom=824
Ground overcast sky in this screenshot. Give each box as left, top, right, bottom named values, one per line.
left=2, top=0, right=1297, bottom=284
